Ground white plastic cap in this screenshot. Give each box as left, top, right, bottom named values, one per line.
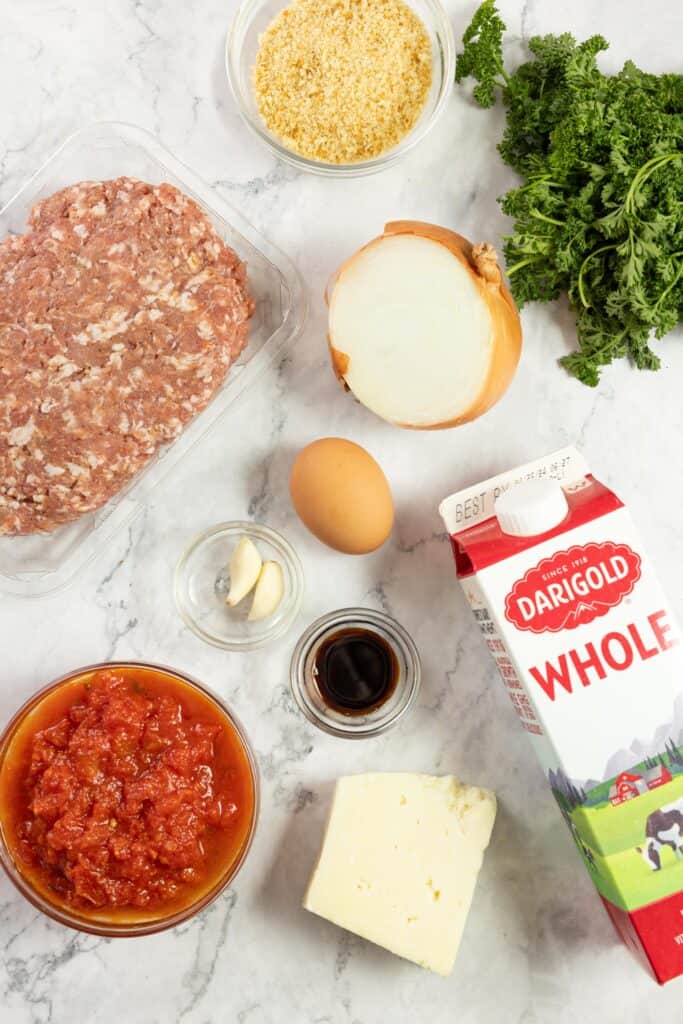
left=495, top=479, right=569, bottom=537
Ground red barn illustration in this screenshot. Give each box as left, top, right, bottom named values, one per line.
left=609, top=771, right=648, bottom=805
left=608, top=765, right=673, bottom=805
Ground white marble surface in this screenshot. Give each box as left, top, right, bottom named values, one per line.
left=1, top=0, right=683, bottom=1020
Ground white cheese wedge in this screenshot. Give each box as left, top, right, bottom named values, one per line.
left=303, top=773, right=496, bottom=976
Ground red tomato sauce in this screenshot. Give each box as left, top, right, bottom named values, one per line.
left=0, top=667, right=255, bottom=919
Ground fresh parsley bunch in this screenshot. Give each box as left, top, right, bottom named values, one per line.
left=456, top=0, right=683, bottom=385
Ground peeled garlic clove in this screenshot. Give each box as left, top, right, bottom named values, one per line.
left=248, top=561, right=285, bottom=621
left=226, top=536, right=262, bottom=607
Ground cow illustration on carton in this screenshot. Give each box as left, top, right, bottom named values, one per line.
left=637, top=799, right=683, bottom=872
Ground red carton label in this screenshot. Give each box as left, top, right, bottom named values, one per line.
left=602, top=892, right=683, bottom=984
left=504, top=541, right=642, bottom=634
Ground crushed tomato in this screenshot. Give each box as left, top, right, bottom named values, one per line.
left=0, top=667, right=255, bottom=917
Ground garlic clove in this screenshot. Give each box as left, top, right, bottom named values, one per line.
left=248, top=561, right=285, bottom=621
left=226, top=536, right=262, bottom=607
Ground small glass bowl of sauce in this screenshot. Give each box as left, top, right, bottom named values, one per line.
left=290, top=608, right=421, bottom=738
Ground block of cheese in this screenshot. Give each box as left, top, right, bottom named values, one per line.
left=303, top=773, right=496, bottom=975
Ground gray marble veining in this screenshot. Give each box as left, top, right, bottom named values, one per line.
left=1, top=0, right=683, bottom=1020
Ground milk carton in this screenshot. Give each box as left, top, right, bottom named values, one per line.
left=440, top=448, right=683, bottom=984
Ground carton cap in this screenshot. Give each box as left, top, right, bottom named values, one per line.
left=495, top=479, right=569, bottom=537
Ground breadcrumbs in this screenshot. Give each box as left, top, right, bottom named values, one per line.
left=253, top=0, right=433, bottom=164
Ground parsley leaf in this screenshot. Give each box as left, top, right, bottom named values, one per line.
left=455, top=0, right=507, bottom=108
left=456, top=2, right=683, bottom=385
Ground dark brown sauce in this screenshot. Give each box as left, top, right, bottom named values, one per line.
left=313, top=628, right=399, bottom=715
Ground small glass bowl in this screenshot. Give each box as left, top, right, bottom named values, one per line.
left=290, top=608, right=421, bottom=738
left=226, top=0, right=455, bottom=178
left=175, top=522, right=304, bottom=651
left=0, top=662, right=259, bottom=937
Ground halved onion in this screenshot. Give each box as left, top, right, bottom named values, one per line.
left=327, top=221, right=522, bottom=430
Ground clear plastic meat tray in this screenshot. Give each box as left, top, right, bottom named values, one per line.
left=0, top=122, right=306, bottom=597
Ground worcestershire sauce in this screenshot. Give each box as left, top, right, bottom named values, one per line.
left=313, top=628, right=398, bottom=715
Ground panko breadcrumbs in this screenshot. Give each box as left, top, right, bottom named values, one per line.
left=253, top=0, right=433, bottom=164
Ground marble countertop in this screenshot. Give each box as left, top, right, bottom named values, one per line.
left=2, top=0, right=683, bottom=1020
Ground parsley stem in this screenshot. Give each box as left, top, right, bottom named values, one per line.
left=577, top=244, right=618, bottom=309
left=575, top=327, right=629, bottom=363
left=506, top=256, right=544, bottom=276
left=625, top=152, right=683, bottom=214
left=516, top=178, right=564, bottom=194
left=654, top=258, right=683, bottom=311
left=529, top=209, right=565, bottom=227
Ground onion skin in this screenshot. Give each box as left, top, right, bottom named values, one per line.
left=327, top=221, right=523, bottom=430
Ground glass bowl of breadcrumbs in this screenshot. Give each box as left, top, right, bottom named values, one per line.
left=226, top=0, right=455, bottom=177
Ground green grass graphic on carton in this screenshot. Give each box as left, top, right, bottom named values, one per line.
left=553, top=764, right=683, bottom=912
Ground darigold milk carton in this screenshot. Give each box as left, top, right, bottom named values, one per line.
left=440, top=447, right=683, bottom=984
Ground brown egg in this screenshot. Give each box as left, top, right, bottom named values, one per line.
left=290, top=438, right=394, bottom=554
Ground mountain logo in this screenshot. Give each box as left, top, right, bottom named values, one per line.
left=505, top=541, right=642, bottom=634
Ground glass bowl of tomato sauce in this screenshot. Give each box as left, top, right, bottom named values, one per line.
left=0, top=662, right=259, bottom=936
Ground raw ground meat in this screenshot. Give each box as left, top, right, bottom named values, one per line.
left=0, top=177, right=254, bottom=535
